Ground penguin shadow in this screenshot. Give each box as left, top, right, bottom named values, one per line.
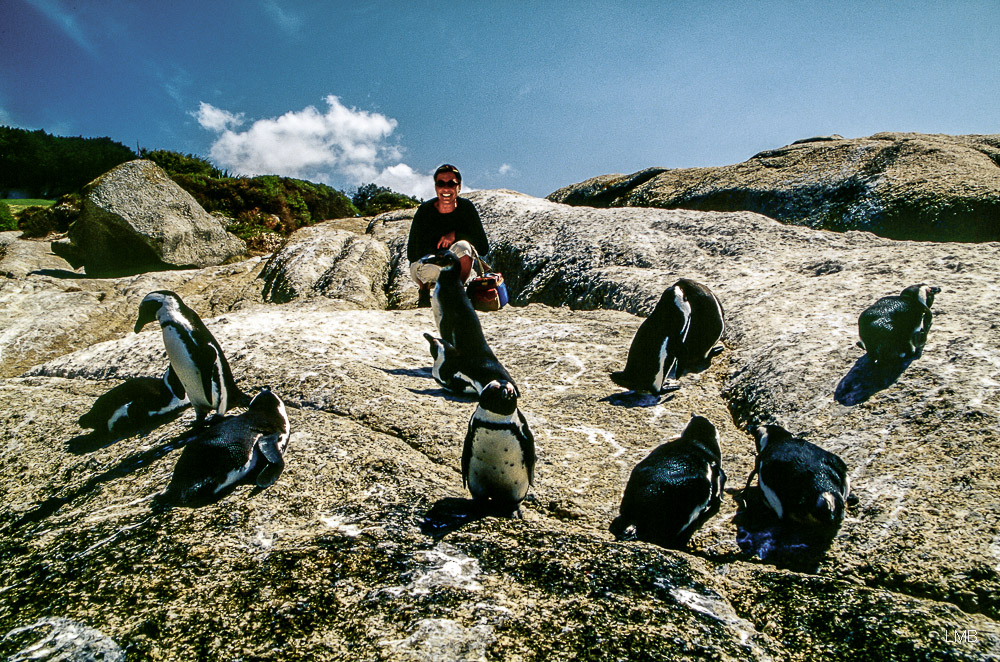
left=67, top=410, right=189, bottom=455
left=378, top=366, right=477, bottom=401
left=381, top=366, right=434, bottom=380
left=420, top=497, right=490, bottom=539
left=834, top=353, right=913, bottom=406
left=8, top=431, right=193, bottom=532
left=731, top=486, right=846, bottom=573
left=600, top=389, right=677, bottom=408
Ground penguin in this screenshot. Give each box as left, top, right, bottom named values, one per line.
left=156, top=388, right=291, bottom=506
left=857, top=283, right=941, bottom=366
left=419, top=250, right=491, bottom=355
left=423, top=332, right=514, bottom=395
left=610, top=279, right=725, bottom=394
left=610, top=415, right=726, bottom=549
left=78, top=366, right=189, bottom=439
left=134, top=290, right=247, bottom=425
left=462, top=380, right=536, bottom=517
left=743, top=423, right=851, bottom=527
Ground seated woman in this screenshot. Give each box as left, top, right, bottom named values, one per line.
left=407, top=164, right=489, bottom=307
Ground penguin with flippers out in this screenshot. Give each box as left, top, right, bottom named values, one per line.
left=134, top=290, right=248, bottom=426
left=155, top=388, right=291, bottom=507
left=610, top=279, right=725, bottom=394
left=610, top=415, right=726, bottom=549
left=462, top=380, right=535, bottom=517
left=857, top=283, right=940, bottom=366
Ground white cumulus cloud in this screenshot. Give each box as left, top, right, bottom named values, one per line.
left=374, top=164, right=434, bottom=201
left=194, top=102, right=244, bottom=131
left=498, top=163, right=514, bottom=175
left=197, top=95, right=431, bottom=197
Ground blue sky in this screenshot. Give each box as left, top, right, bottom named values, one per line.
left=2, top=1, right=998, bottom=200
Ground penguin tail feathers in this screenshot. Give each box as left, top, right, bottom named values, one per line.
left=609, top=516, right=637, bottom=541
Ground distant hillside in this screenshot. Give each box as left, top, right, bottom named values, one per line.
left=2, top=129, right=420, bottom=242
left=0, top=126, right=137, bottom=198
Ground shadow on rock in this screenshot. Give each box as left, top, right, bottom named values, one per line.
left=835, top=354, right=912, bottom=405
left=599, top=391, right=675, bottom=408
left=733, top=486, right=842, bottom=574
left=420, top=497, right=489, bottom=540
left=67, top=410, right=188, bottom=455
left=8, top=433, right=191, bottom=532
left=381, top=366, right=434, bottom=380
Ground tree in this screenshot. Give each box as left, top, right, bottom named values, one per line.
left=352, top=183, right=420, bottom=216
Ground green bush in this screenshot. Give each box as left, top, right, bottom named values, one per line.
left=352, top=183, right=420, bottom=216
left=0, top=201, right=15, bottom=231
left=171, top=172, right=358, bottom=234
left=16, top=193, right=80, bottom=237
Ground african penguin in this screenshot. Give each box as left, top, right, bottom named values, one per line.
left=744, top=423, right=851, bottom=527
left=423, top=332, right=515, bottom=396
left=610, top=279, right=725, bottom=394
left=134, top=290, right=247, bottom=425
left=857, top=283, right=941, bottom=366
left=610, top=415, right=726, bottom=549
left=156, top=388, right=291, bottom=506
left=78, top=366, right=189, bottom=439
left=462, top=380, right=536, bottom=517
left=419, top=250, right=491, bottom=355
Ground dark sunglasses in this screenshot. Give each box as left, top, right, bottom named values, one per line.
left=435, top=179, right=459, bottom=188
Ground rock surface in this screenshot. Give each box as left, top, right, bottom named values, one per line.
left=1, top=191, right=998, bottom=660
left=548, top=133, right=1000, bottom=242
left=67, top=160, right=246, bottom=276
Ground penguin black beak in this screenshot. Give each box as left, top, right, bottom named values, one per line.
left=134, top=305, right=156, bottom=333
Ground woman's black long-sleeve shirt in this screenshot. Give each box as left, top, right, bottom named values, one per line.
left=406, top=197, right=489, bottom=263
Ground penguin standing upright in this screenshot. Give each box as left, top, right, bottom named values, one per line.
left=78, top=366, right=189, bottom=439
left=462, top=380, right=535, bottom=517
left=419, top=250, right=517, bottom=393
left=610, top=415, right=726, bottom=549
left=134, top=290, right=247, bottom=425
left=857, top=283, right=941, bottom=366
left=610, top=279, right=725, bottom=394
left=743, top=423, right=851, bottom=527
left=157, top=388, right=291, bottom=506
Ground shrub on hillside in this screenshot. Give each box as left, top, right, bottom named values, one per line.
left=0, top=201, right=16, bottom=231
left=16, top=194, right=81, bottom=238
left=352, top=183, right=420, bottom=216
left=172, top=173, right=358, bottom=233
left=140, top=149, right=228, bottom=178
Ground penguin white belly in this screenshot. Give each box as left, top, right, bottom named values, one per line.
left=467, top=427, right=530, bottom=503
left=215, top=447, right=260, bottom=495
left=679, top=465, right=714, bottom=534
left=758, top=474, right=785, bottom=519
left=161, top=326, right=215, bottom=410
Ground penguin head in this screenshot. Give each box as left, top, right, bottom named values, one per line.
left=900, top=283, right=940, bottom=308
left=423, top=333, right=458, bottom=361
left=477, top=380, right=520, bottom=416
left=134, top=290, right=182, bottom=333
left=804, top=490, right=845, bottom=527
left=419, top=250, right=461, bottom=272
left=750, top=423, right=792, bottom=452
left=247, top=387, right=289, bottom=430
left=680, top=415, right=721, bottom=458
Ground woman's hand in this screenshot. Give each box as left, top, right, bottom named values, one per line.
left=437, top=231, right=456, bottom=250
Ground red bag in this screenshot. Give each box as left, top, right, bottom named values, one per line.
left=467, top=272, right=508, bottom=312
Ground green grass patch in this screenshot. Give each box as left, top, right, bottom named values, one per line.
left=4, top=199, right=57, bottom=213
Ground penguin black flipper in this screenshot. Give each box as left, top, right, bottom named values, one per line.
left=255, top=436, right=286, bottom=489
left=515, top=408, right=536, bottom=486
